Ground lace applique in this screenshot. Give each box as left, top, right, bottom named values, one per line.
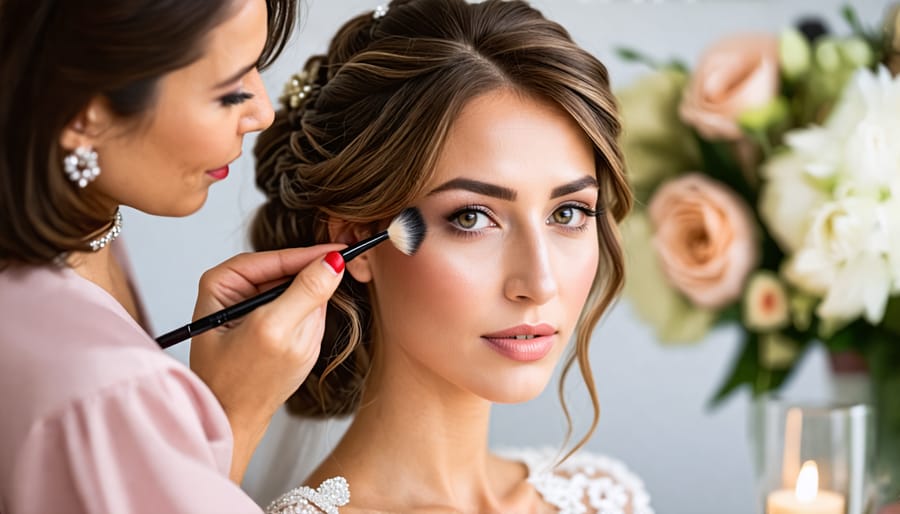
left=265, top=448, right=651, bottom=514
left=266, top=477, right=350, bottom=514
left=497, top=447, right=654, bottom=514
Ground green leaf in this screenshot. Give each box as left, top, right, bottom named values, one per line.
left=709, top=332, right=759, bottom=408
left=880, top=296, right=900, bottom=337
left=693, top=133, right=756, bottom=204
left=615, top=47, right=661, bottom=69
left=822, top=324, right=856, bottom=353
left=841, top=5, right=866, bottom=37
left=717, top=303, right=742, bottom=324
left=709, top=331, right=806, bottom=409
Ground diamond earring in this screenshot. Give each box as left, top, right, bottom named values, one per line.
left=63, top=146, right=101, bottom=188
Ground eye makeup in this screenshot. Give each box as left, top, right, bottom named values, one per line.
left=548, top=202, right=597, bottom=233
left=446, top=205, right=498, bottom=238
left=219, top=91, right=254, bottom=106
left=442, top=200, right=598, bottom=238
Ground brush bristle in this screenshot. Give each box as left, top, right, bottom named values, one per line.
left=387, top=207, right=427, bottom=256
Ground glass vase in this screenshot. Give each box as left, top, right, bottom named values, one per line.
left=753, top=397, right=877, bottom=514
left=828, top=352, right=900, bottom=510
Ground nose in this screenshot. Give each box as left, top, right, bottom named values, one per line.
left=503, top=225, right=559, bottom=305
left=239, top=68, right=275, bottom=134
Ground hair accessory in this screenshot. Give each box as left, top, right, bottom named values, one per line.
left=86, top=208, right=123, bottom=252
left=370, top=5, right=388, bottom=37
left=280, top=60, right=322, bottom=111
left=63, top=146, right=101, bottom=188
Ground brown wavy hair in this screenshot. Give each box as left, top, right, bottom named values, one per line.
left=0, top=0, right=298, bottom=264
left=252, top=0, right=631, bottom=454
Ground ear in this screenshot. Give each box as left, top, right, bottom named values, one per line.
left=327, top=218, right=375, bottom=283
left=59, top=96, right=114, bottom=152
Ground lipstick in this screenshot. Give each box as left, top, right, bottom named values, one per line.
left=481, top=323, right=557, bottom=362
left=206, top=165, right=229, bottom=180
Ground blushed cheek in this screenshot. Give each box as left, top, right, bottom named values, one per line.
left=563, top=249, right=599, bottom=319
left=374, top=242, right=494, bottom=346
left=391, top=246, right=485, bottom=312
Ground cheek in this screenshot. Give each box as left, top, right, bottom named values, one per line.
left=374, top=242, right=491, bottom=325
left=557, top=238, right=600, bottom=321
left=149, top=102, right=236, bottom=172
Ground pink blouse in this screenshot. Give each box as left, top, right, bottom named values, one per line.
left=0, top=258, right=263, bottom=513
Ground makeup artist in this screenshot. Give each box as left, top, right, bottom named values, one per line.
left=0, top=1, right=346, bottom=512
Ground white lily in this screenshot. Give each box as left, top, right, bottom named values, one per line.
left=761, top=66, right=900, bottom=325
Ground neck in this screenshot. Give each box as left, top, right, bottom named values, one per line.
left=67, top=245, right=116, bottom=284
left=318, top=349, right=530, bottom=512
left=66, top=243, right=140, bottom=324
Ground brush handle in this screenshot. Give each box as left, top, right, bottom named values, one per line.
left=155, top=231, right=389, bottom=349
left=341, top=231, right=388, bottom=260
left=156, top=281, right=291, bottom=349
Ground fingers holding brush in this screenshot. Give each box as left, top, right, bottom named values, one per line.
left=187, top=245, right=345, bottom=481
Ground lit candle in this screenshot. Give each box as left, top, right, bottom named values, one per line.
left=767, top=461, right=845, bottom=514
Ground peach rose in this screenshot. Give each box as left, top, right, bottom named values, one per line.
left=680, top=34, right=780, bottom=140
left=743, top=271, right=789, bottom=331
left=649, top=173, right=758, bottom=309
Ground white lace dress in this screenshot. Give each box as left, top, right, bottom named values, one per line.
left=265, top=447, right=654, bottom=514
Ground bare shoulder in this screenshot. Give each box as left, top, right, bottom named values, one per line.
left=495, top=446, right=655, bottom=514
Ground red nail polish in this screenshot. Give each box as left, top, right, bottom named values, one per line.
left=324, top=251, right=345, bottom=274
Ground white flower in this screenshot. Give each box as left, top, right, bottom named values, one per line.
left=759, top=151, right=829, bottom=253
left=784, top=195, right=896, bottom=323
left=786, top=66, right=900, bottom=190
left=759, top=66, right=900, bottom=325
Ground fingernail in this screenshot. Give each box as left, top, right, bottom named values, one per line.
left=323, top=251, right=344, bottom=275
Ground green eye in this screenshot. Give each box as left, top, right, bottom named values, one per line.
left=455, top=211, right=479, bottom=229
left=553, top=207, right=575, bottom=224
left=547, top=204, right=595, bottom=231
left=447, top=208, right=494, bottom=232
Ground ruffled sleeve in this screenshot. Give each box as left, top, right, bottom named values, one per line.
left=7, top=368, right=263, bottom=514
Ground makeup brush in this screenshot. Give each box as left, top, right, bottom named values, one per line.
left=156, top=207, right=426, bottom=349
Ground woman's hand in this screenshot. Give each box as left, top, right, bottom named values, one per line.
left=188, top=245, right=345, bottom=483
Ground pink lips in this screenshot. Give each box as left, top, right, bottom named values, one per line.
left=206, top=165, right=229, bottom=180
left=481, top=323, right=557, bottom=362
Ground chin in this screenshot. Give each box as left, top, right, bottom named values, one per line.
left=163, top=191, right=210, bottom=217
left=472, top=369, right=555, bottom=405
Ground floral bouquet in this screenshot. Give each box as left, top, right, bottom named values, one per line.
left=616, top=5, right=900, bottom=498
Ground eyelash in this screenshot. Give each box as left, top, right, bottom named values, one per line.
left=445, top=202, right=598, bottom=238
left=219, top=91, right=254, bottom=107
left=551, top=202, right=597, bottom=234
left=446, top=205, right=495, bottom=239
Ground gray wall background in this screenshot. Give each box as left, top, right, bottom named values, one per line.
left=122, top=0, right=890, bottom=512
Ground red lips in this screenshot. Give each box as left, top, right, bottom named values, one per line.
left=206, top=165, right=229, bottom=180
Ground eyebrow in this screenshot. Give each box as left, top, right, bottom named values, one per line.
left=428, top=178, right=517, bottom=201
left=213, top=62, right=256, bottom=90
left=427, top=175, right=599, bottom=201
left=550, top=176, right=599, bottom=198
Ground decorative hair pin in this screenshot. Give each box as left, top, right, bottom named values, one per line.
left=370, top=4, right=388, bottom=37
left=280, top=71, right=314, bottom=110
left=280, top=60, right=322, bottom=111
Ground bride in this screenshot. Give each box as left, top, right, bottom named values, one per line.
left=251, top=0, right=653, bottom=512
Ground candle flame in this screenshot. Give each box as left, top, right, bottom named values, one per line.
left=795, top=460, right=819, bottom=502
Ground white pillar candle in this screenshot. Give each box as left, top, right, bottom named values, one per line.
left=767, top=461, right=845, bottom=514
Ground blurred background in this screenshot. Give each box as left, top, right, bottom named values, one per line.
left=123, top=1, right=892, bottom=512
